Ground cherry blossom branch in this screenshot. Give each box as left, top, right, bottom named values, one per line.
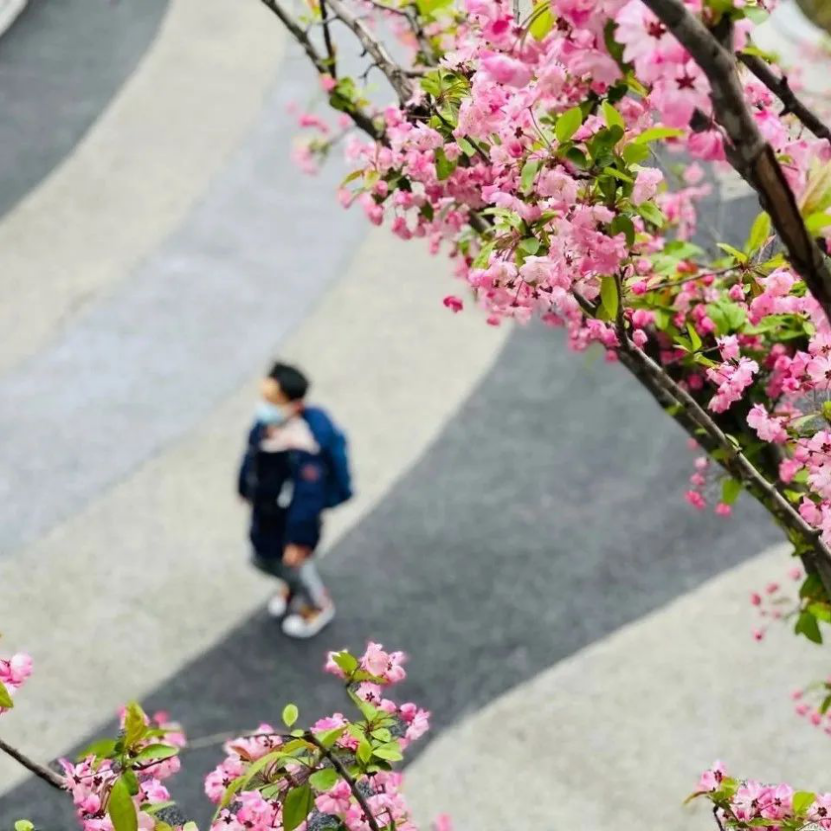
left=324, top=0, right=414, bottom=102
left=616, top=335, right=831, bottom=589
left=320, top=0, right=338, bottom=79
left=0, top=735, right=65, bottom=791
left=738, top=52, right=831, bottom=143
left=364, top=0, right=437, bottom=64
left=258, top=0, right=385, bottom=140
left=305, top=732, right=382, bottom=831
left=642, top=0, right=831, bottom=322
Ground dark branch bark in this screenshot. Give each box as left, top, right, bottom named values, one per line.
left=320, top=0, right=338, bottom=79
left=324, top=0, right=414, bottom=102
left=642, top=0, right=831, bottom=321
left=738, top=52, right=831, bottom=143
left=0, top=736, right=65, bottom=791
left=258, top=0, right=384, bottom=141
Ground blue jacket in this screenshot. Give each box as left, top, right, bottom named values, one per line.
left=238, top=409, right=335, bottom=549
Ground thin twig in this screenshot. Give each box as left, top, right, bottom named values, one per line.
left=642, top=0, right=831, bottom=322
left=0, top=736, right=65, bottom=791
left=738, top=52, right=831, bottom=144
left=258, top=0, right=384, bottom=140
left=713, top=805, right=726, bottom=831
left=320, top=0, right=338, bottom=79
left=324, top=0, right=414, bottom=102
left=305, top=733, right=381, bottom=831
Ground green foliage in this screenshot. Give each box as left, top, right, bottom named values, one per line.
left=108, top=777, right=138, bottom=831
left=555, top=107, right=584, bottom=144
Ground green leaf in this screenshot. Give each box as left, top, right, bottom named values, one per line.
left=633, top=126, right=685, bottom=144
left=108, top=777, right=138, bottom=831
left=746, top=211, right=771, bottom=255
left=122, top=769, right=140, bottom=796
left=600, top=274, right=619, bottom=320
left=564, top=147, right=589, bottom=169
left=721, top=478, right=742, bottom=505
left=132, top=744, right=179, bottom=765
left=0, top=682, right=14, bottom=710
left=622, top=143, right=650, bottom=166
left=809, top=602, right=831, bottom=623
left=77, top=739, right=118, bottom=761
left=373, top=742, right=404, bottom=762
left=371, top=727, right=392, bottom=742
left=555, top=106, right=584, bottom=144
left=528, top=0, right=553, bottom=40
left=717, top=243, right=749, bottom=264
left=123, top=703, right=148, bottom=749
left=457, top=137, right=477, bottom=157
left=15, top=822, right=34, bottom=831
left=801, top=573, right=824, bottom=600
left=435, top=148, right=456, bottom=180
left=521, top=159, right=540, bottom=193
left=686, top=322, right=702, bottom=352
left=283, top=784, right=314, bottom=831
left=283, top=704, right=299, bottom=728
left=472, top=240, right=495, bottom=270
left=518, top=237, right=541, bottom=257
left=637, top=201, right=666, bottom=228
left=805, top=211, right=831, bottom=235
left=339, top=169, right=363, bottom=188
left=793, top=791, right=816, bottom=815
left=610, top=214, right=635, bottom=247
left=602, top=100, right=625, bottom=131
left=796, top=610, right=823, bottom=644
left=316, top=726, right=347, bottom=749
left=309, top=768, right=339, bottom=791
left=357, top=738, right=373, bottom=764
left=602, top=166, right=634, bottom=184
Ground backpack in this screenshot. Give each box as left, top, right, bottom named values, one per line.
left=303, top=407, right=353, bottom=509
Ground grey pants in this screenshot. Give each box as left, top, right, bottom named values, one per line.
left=252, top=553, right=328, bottom=609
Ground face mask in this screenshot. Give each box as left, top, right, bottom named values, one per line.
left=256, top=401, right=289, bottom=426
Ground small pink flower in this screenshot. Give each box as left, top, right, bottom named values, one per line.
left=715, top=502, right=732, bottom=517
left=750, top=592, right=762, bottom=606
left=443, top=295, right=464, bottom=314
left=752, top=628, right=764, bottom=641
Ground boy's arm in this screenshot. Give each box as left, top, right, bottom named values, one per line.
left=237, top=425, right=260, bottom=500
left=285, top=454, right=328, bottom=547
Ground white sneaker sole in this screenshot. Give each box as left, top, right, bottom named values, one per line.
left=281, top=604, right=335, bottom=639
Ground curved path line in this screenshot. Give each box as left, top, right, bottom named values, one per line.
left=0, top=0, right=283, bottom=376
left=0, top=229, right=509, bottom=795
left=0, top=0, right=169, bottom=218
left=404, top=543, right=830, bottom=831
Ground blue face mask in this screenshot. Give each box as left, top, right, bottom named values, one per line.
left=256, top=401, right=289, bottom=426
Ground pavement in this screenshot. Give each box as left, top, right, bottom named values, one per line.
left=0, top=3, right=825, bottom=830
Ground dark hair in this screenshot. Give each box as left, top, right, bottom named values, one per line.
left=268, top=361, right=309, bottom=401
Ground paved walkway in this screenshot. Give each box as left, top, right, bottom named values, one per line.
left=0, top=4, right=819, bottom=830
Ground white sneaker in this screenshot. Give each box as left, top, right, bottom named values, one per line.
left=267, top=584, right=290, bottom=618
left=281, top=602, right=335, bottom=639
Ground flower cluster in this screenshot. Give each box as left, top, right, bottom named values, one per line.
left=207, top=642, right=429, bottom=831
left=60, top=705, right=186, bottom=831
left=0, top=651, right=33, bottom=714
left=695, top=761, right=831, bottom=829
left=285, top=0, right=831, bottom=565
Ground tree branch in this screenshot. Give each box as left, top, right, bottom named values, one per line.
left=642, top=0, right=831, bottom=322
left=320, top=0, right=338, bottom=79
left=305, top=733, right=381, bottom=831
left=0, top=736, right=65, bottom=791
left=616, top=336, right=831, bottom=589
left=738, top=52, right=831, bottom=143
left=258, top=0, right=385, bottom=141
left=323, top=0, right=414, bottom=102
